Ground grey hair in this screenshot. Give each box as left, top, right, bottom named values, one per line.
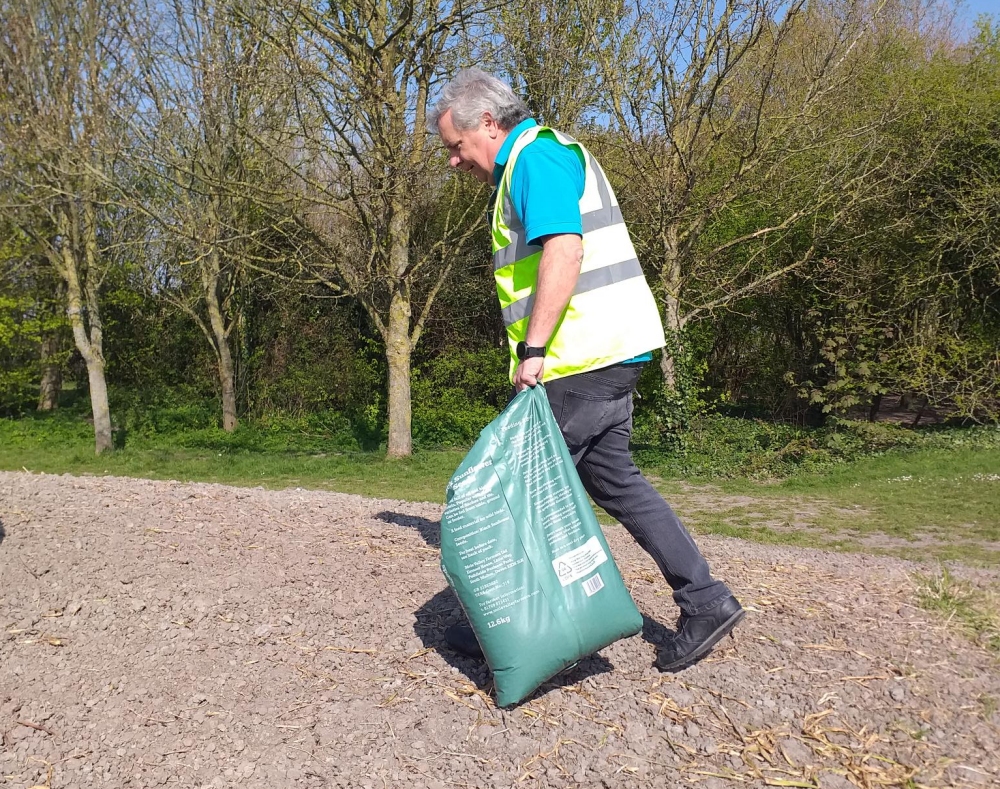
left=429, top=68, right=530, bottom=133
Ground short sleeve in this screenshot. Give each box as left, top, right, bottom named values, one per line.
left=509, top=137, right=585, bottom=245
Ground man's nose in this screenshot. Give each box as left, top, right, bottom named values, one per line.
left=449, top=153, right=462, bottom=168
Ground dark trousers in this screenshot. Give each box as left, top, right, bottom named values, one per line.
left=541, top=363, right=730, bottom=615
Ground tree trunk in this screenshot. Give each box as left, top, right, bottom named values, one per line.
left=206, top=289, right=238, bottom=432
left=82, top=195, right=113, bottom=453
left=37, top=334, right=62, bottom=411
left=385, top=197, right=413, bottom=458
left=58, top=201, right=113, bottom=454
left=63, top=267, right=113, bottom=454
left=86, top=353, right=113, bottom=449
left=204, top=248, right=238, bottom=432
left=386, top=285, right=413, bottom=458
left=217, top=342, right=238, bottom=432
left=868, top=393, right=882, bottom=422
left=660, top=223, right=684, bottom=389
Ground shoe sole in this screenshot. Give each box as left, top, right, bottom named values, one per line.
left=656, top=608, right=746, bottom=672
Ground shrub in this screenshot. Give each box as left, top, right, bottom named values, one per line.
left=633, top=411, right=1000, bottom=480
left=411, top=347, right=508, bottom=447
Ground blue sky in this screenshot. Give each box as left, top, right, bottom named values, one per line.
left=955, top=0, right=997, bottom=40
left=960, top=0, right=997, bottom=24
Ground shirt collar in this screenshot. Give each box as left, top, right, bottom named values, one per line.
left=492, top=118, right=538, bottom=184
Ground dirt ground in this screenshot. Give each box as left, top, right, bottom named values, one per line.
left=2, top=470, right=998, bottom=789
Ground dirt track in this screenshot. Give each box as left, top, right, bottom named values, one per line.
left=1, top=471, right=998, bottom=789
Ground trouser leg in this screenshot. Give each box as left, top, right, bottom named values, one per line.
left=544, top=365, right=731, bottom=615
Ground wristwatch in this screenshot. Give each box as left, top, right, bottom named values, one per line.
left=516, top=341, right=546, bottom=361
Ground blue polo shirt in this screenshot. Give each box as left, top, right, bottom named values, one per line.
left=492, top=119, right=585, bottom=244
left=492, top=119, right=652, bottom=364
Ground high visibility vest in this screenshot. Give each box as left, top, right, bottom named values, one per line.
left=492, top=126, right=666, bottom=383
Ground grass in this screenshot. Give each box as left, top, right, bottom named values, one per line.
left=5, top=446, right=466, bottom=505
left=0, top=415, right=464, bottom=503
left=914, top=569, right=1000, bottom=653
left=3, top=410, right=999, bottom=566
left=644, top=445, right=1000, bottom=565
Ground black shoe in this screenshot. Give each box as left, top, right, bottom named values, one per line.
left=443, top=623, right=484, bottom=659
left=655, top=595, right=745, bottom=672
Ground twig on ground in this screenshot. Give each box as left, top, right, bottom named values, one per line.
left=51, top=752, right=91, bottom=764
left=18, top=556, right=42, bottom=580
left=278, top=700, right=320, bottom=719
left=17, top=720, right=56, bottom=736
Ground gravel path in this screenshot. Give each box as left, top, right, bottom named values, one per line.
left=2, top=471, right=997, bottom=789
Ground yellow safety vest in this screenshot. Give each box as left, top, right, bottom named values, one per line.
left=492, top=126, right=665, bottom=383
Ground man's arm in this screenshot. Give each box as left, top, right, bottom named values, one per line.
left=513, top=233, right=583, bottom=391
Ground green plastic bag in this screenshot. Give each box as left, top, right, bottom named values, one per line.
left=441, top=385, right=643, bottom=707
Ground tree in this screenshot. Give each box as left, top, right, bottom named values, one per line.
left=791, top=16, right=1000, bottom=421
left=590, top=0, right=906, bottom=389
left=264, top=0, right=489, bottom=456
left=0, top=0, right=135, bottom=452
left=0, top=228, right=69, bottom=413
left=489, top=0, right=623, bottom=131
left=128, top=0, right=298, bottom=431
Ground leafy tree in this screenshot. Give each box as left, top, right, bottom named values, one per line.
left=0, top=0, right=136, bottom=452
left=772, top=16, right=998, bottom=423
left=260, top=0, right=490, bottom=456
left=590, top=0, right=910, bottom=391
left=128, top=0, right=299, bottom=431
left=0, top=229, right=70, bottom=413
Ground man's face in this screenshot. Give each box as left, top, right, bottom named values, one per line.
left=437, top=109, right=503, bottom=185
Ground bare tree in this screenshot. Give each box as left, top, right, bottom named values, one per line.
left=127, top=0, right=298, bottom=431
left=489, top=0, right=624, bottom=130
left=263, top=0, right=490, bottom=456
left=0, top=0, right=135, bottom=452
left=591, top=0, right=906, bottom=387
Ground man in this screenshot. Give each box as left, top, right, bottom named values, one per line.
left=430, top=68, right=743, bottom=672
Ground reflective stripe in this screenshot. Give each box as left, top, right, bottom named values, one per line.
left=501, top=295, right=533, bottom=327
left=494, top=204, right=624, bottom=270
left=501, top=258, right=644, bottom=326
left=587, top=151, right=612, bottom=206
left=582, top=205, right=623, bottom=234
left=494, top=224, right=539, bottom=270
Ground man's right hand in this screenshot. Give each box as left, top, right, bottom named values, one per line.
left=513, top=356, right=545, bottom=392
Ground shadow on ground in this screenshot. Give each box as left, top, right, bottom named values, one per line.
left=0, top=517, right=5, bottom=546
left=640, top=614, right=675, bottom=648
left=383, top=510, right=658, bottom=703
left=376, top=511, right=439, bottom=547
left=413, top=586, right=616, bottom=707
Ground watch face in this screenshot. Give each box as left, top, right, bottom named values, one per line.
left=516, top=342, right=544, bottom=360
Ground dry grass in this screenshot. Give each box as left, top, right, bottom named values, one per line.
left=913, top=570, right=1000, bottom=653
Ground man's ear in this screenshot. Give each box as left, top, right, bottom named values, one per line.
left=482, top=112, right=500, bottom=138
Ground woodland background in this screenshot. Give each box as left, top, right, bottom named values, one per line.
left=1, top=0, right=998, bottom=467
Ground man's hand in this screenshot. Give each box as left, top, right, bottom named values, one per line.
left=513, top=356, right=545, bottom=392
